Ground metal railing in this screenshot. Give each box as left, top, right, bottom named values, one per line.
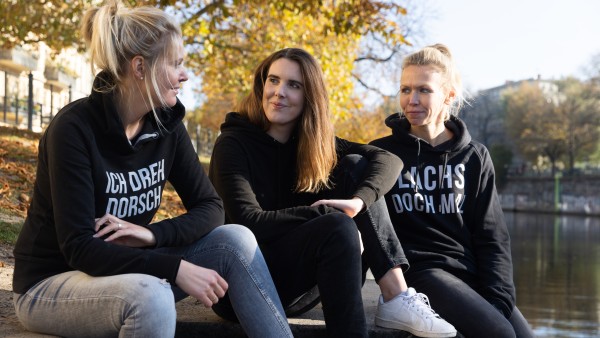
left=1, top=71, right=86, bottom=132
left=1, top=96, right=45, bottom=131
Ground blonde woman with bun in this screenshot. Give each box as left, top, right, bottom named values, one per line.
left=371, top=44, right=534, bottom=337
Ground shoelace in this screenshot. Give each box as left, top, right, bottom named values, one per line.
left=407, top=292, right=442, bottom=319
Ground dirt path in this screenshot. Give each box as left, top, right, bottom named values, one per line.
left=0, top=240, right=15, bottom=293
left=0, top=241, right=18, bottom=337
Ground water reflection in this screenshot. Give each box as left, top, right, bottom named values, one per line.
left=506, top=212, right=600, bottom=337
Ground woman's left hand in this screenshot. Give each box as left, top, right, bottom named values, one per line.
left=94, top=213, right=157, bottom=247
left=311, top=197, right=365, bottom=218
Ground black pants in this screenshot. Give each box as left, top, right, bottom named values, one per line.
left=269, top=155, right=408, bottom=337
left=326, top=154, right=410, bottom=279
left=216, top=155, right=409, bottom=337
left=406, top=268, right=534, bottom=338
left=263, top=212, right=366, bottom=337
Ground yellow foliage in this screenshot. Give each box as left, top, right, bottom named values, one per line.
left=2, top=0, right=410, bottom=143
left=181, top=1, right=408, bottom=129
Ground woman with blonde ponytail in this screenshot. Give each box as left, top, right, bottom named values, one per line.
left=209, top=48, right=456, bottom=338
left=12, top=1, right=291, bottom=337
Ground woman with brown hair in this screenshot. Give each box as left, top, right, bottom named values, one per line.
left=209, top=47, right=455, bottom=338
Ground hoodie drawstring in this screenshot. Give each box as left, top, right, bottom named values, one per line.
left=415, top=138, right=421, bottom=195
left=415, top=138, right=450, bottom=193
left=439, top=153, right=449, bottom=190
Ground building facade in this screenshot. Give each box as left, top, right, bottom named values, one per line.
left=0, top=44, right=93, bottom=132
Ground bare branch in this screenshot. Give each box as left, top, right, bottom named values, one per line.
left=352, top=73, right=395, bottom=98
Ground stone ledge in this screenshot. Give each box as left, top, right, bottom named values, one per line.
left=174, top=279, right=415, bottom=337
left=1, top=278, right=460, bottom=337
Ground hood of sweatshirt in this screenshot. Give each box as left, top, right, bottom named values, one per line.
left=384, top=112, right=472, bottom=154
left=214, top=112, right=314, bottom=209
left=382, top=113, right=473, bottom=194
left=218, top=111, right=298, bottom=146
left=87, top=71, right=185, bottom=154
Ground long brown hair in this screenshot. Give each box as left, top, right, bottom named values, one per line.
left=236, top=48, right=337, bottom=193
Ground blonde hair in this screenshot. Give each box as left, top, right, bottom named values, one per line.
left=237, top=48, right=337, bottom=193
left=80, top=0, right=182, bottom=128
left=402, top=43, right=465, bottom=116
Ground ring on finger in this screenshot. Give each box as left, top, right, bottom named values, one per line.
left=117, top=223, right=122, bottom=231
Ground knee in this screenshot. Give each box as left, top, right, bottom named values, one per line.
left=119, top=275, right=176, bottom=333
left=124, top=275, right=175, bottom=311
left=338, top=154, right=368, bottom=180
left=214, top=224, right=258, bottom=247
left=321, top=213, right=361, bottom=252
left=212, top=223, right=259, bottom=258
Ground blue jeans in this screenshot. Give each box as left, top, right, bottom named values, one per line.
left=14, top=224, right=292, bottom=338
left=406, top=268, right=534, bottom=338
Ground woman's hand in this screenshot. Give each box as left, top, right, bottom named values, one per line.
left=311, top=196, right=365, bottom=218
left=94, top=213, right=156, bottom=247
left=176, top=260, right=229, bottom=307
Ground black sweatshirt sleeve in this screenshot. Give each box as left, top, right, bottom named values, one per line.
left=470, top=148, right=516, bottom=318
left=336, top=138, right=403, bottom=207
left=145, top=123, right=224, bottom=247
left=209, top=135, right=339, bottom=244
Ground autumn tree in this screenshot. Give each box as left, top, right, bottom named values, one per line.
left=335, top=95, right=397, bottom=143
left=580, top=52, right=600, bottom=166
left=177, top=1, right=411, bottom=129
left=461, top=90, right=506, bottom=147
left=503, top=82, right=565, bottom=175
left=184, top=1, right=363, bottom=128
left=0, top=0, right=87, bottom=54
left=503, top=79, right=600, bottom=175
left=553, top=77, right=600, bottom=173
left=2, top=1, right=414, bottom=131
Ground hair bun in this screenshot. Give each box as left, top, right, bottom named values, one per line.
left=430, top=43, right=452, bottom=59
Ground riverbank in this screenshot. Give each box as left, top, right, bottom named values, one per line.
left=499, top=175, right=600, bottom=217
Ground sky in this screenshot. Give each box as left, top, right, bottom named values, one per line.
left=180, top=0, right=600, bottom=108
left=423, top=0, right=600, bottom=93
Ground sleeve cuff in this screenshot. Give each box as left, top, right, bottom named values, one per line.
left=146, top=252, right=182, bottom=283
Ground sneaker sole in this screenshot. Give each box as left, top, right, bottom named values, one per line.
left=374, top=316, right=457, bottom=338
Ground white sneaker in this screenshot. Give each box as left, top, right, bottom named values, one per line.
left=375, top=287, right=457, bottom=338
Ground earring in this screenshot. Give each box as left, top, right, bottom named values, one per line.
left=140, top=76, right=144, bottom=80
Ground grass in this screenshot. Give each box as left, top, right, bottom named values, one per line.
left=0, top=221, right=21, bottom=245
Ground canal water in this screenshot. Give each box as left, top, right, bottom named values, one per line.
left=506, top=211, right=600, bottom=337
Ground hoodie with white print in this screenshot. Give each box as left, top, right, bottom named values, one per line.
left=370, top=112, right=516, bottom=319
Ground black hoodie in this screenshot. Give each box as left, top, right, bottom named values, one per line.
left=370, top=113, right=516, bottom=318
left=209, top=112, right=402, bottom=245
left=13, top=72, right=224, bottom=294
